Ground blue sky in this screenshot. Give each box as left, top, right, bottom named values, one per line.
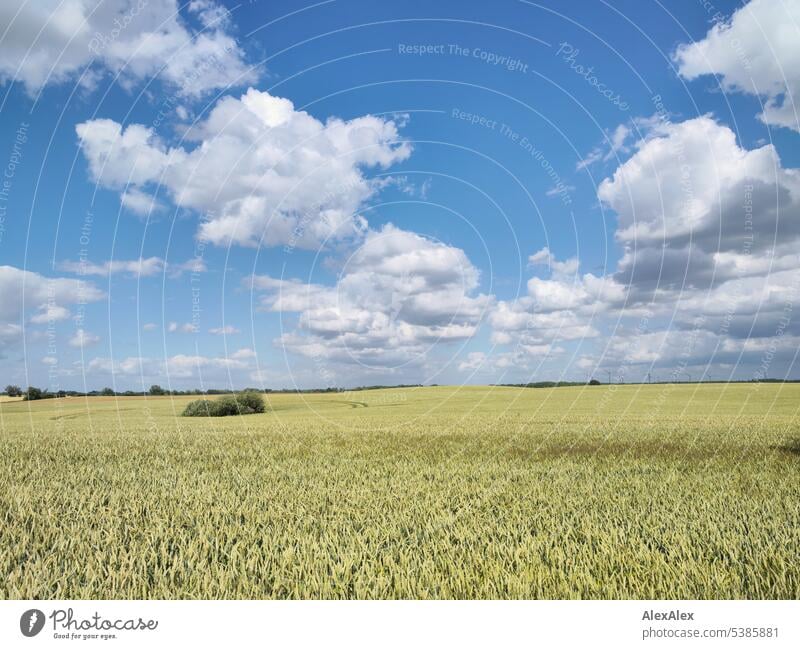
left=1, top=0, right=798, bottom=390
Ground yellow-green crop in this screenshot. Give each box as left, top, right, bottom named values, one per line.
left=1, top=383, right=798, bottom=599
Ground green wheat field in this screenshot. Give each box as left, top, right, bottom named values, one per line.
left=1, top=383, right=799, bottom=599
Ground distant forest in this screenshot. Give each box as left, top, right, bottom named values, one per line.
left=3, top=383, right=427, bottom=401
left=4, top=379, right=797, bottom=401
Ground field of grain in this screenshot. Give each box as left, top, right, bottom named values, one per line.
left=1, top=384, right=798, bottom=599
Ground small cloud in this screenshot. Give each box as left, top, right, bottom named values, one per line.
left=490, top=331, right=512, bottom=345
left=29, top=304, right=71, bottom=324
left=143, top=323, right=157, bottom=331
left=576, top=147, right=603, bottom=171
left=458, top=351, right=486, bottom=371
left=209, top=325, right=240, bottom=335
left=576, top=123, right=632, bottom=170
left=166, top=322, right=197, bottom=333
left=69, top=329, right=100, bottom=348
left=167, top=258, right=207, bottom=277
left=120, top=188, right=165, bottom=217
left=545, top=184, right=575, bottom=198
left=58, top=257, right=165, bottom=277
left=167, top=322, right=199, bottom=334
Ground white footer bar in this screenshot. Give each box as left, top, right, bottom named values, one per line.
left=1, top=600, right=798, bottom=648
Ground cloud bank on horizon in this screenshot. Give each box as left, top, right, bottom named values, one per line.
left=0, top=0, right=798, bottom=390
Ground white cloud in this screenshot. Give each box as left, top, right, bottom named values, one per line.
left=0, top=266, right=104, bottom=339
left=674, top=0, right=800, bottom=132
left=488, top=246, right=621, bottom=354
left=69, top=329, right=100, bottom=348
left=458, top=351, right=486, bottom=371
left=545, top=184, right=575, bottom=197
left=187, top=0, right=232, bottom=29
left=120, top=188, right=165, bottom=216
left=598, top=115, right=800, bottom=298
left=76, top=87, right=411, bottom=248
left=598, top=116, right=798, bottom=251
left=166, top=353, right=248, bottom=377
left=143, top=323, right=157, bottom=331
left=29, top=304, right=71, bottom=325
left=252, top=224, right=492, bottom=368
left=170, top=258, right=206, bottom=276
left=167, top=322, right=197, bottom=333
left=58, top=256, right=165, bottom=277
left=75, top=119, right=177, bottom=188
left=86, top=349, right=255, bottom=382
left=57, top=256, right=205, bottom=278
left=0, top=0, right=255, bottom=96
left=209, top=325, right=240, bottom=335
left=508, top=113, right=800, bottom=379
left=576, top=124, right=632, bottom=170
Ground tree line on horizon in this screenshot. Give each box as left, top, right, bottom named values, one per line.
left=3, top=383, right=427, bottom=401
left=5, top=379, right=795, bottom=401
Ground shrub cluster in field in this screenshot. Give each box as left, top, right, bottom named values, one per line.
left=182, top=391, right=266, bottom=417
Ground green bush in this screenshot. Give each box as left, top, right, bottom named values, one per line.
left=212, top=396, right=241, bottom=416
left=181, top=399, right=217, bottom=417
left=234, top=391, right=266, bottom=414
left=181, top=391, right=265, bottom=417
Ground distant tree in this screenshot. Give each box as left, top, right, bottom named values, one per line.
left=100, top=387, right=115, bottom=396
left=588, top=379, right=601, bottom=386
left=24, top=386, right=43, bottom=401
left=5, top=385, right=22, bottom=397
left=149, top=384, right=166, bottom=396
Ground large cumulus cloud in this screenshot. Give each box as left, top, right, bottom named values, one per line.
left=76, top=88, right=411, bottom=248
left=0, top=0, right=254, bottom=95
left=251, top=224, right=493, bottom=370
left=674, top=0, right=800, bottom=132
